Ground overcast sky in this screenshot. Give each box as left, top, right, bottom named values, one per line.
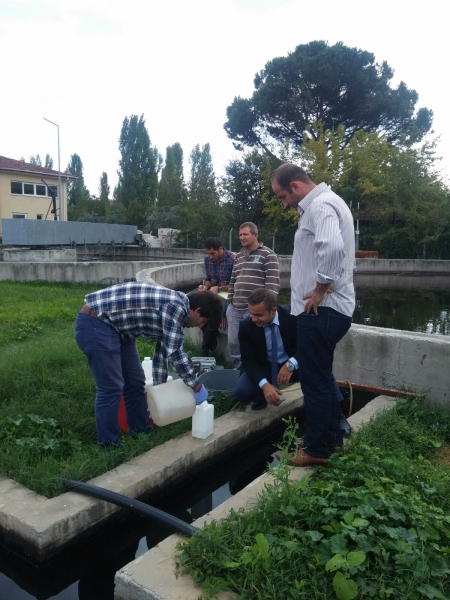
left=1, top=0, right=448, bottom=195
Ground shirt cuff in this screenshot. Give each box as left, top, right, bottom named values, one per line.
left=288, top=357, right=299, bottom=369
left=259, top=378, right=268, bottom=388
left=317, top=271, right=335, bottom=284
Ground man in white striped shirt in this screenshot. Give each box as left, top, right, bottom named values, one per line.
left=272, top=164, right=355, bottom=467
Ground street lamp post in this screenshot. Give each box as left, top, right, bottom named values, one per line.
left=43, top=118, right=62, bottom=221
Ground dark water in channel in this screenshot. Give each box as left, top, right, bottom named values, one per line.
left=0, top=431, right=285, bottom=600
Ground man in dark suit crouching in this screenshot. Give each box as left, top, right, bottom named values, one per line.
left=236, top=288, right=299, bottom=410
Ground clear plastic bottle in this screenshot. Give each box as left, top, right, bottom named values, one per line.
left=192, top=401, right=214, bottom=439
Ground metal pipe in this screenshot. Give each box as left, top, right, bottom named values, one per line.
left=62, top=479, right=198, bottom=537
left=336, top=381, right=424, bottom=400
left=229, top=228, right=233, bottom=252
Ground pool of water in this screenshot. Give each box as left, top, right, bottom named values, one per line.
left=278, top=279, right=450, bottom=335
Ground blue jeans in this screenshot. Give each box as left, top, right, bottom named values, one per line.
left=75, top=312, right=149, bottom=446
left=297, top=307, right=351, bottom=458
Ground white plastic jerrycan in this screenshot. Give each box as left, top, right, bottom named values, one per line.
left=192, top=401, right=214, bottom=439
left=146, top=379, right=196, bottom=427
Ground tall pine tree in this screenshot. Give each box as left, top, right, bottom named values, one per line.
left=177, top=143, right=224, bottom=244
left=115, top=114, right=161, bottom=228
left=66, top=154, right=90, bottom=219
left=158, top=142, right=187, bottom=207
left=99, top=172, right=110, bottom=201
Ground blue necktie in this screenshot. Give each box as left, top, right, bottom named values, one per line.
left=269, top=323, right=279, bottom=388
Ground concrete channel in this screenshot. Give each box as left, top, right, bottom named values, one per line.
left=114, top=395, right=396, bottom=600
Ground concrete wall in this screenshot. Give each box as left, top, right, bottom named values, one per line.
left=0, top=260, right=194, bottom=285
left=333, top=324, right=450, bottom=406
left=4, top=248, right=77, bottom=263
left=356, top=258, right=450, bottom=274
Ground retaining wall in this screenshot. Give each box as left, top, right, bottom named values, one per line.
left=0, top=260, right=198, bottom=285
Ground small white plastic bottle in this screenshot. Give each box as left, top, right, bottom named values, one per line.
left=142, top=357, right=153, bottom=381
left=192, top=401, right=214, bottom=439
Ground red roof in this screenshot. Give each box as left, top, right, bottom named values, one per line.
left=0, top=156, right=77, bottom=179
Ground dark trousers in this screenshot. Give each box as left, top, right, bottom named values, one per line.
left=201, top=295, right=227, bottom=356
left=236, top=362, right=299, bottom=405
left=297, top=307, right=351, bottom=458
left=75, top=311, right=149, bottom=446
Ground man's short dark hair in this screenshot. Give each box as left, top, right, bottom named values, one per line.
left=247, top=288, right=277, bottom=311
left=205, top=237, right=223, bottom=251
left=239, top=222, right=258, bottom=234
left=187, top=289, right=223, bottom=330
left=272, top=163, right=312, bottom=193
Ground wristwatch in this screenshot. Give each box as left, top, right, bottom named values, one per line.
left=285, top=360, right=295, bottom=372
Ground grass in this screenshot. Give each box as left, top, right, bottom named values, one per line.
left=177, top=400, right=450, bottom=600
left=0, top=281, right=236, bottom=498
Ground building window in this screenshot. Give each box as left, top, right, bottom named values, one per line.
left=12, top=213, right=27, bottom=218
left=36, top=215, right=43, bottom=220
left=10, top=181, right=58, bottom=198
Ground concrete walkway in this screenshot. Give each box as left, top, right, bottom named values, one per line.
left=114, top=396, right=396, bottom=600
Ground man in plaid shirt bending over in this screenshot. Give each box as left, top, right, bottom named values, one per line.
left=75, top=282, right=222, bottom=448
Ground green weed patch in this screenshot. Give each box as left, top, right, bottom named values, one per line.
left=177, top=402, right=450, bottom=600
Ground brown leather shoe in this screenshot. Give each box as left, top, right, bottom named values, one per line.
left=288, top=449, right=327, bottom=467
left=275, top=446, right=341, bottom=461
left=274, top=449, right=328, bottom=466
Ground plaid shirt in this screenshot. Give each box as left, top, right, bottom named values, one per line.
left=85, top=282, right=198, bottom=387
left=204, top=249, right=236, bottom=287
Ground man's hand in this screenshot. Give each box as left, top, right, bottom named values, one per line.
left=209, top=285, right=219, bottom=294
left=261, top=382, right=282, bottom=405
left=277, top=364, right=293, bottom=387
left=198, top=284, right=208, bottom=291
left=303, top=283, right=332, bottom=315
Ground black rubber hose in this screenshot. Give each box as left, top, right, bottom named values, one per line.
left=62, top=478, right=199, bottom=537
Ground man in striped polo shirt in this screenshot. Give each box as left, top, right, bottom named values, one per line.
left=226, top=222, right=280, bottom=369
left=272, top=163, right=355, bottom=468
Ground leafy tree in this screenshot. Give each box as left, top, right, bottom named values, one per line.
left=145, top=206, right=181, bottom=235
left=30, top=155, right=42, bottom=166
left=158, top=143, right=187, bottom=208
left=221, top=150, right=272, bottom=228
left=65, top=154, right=91, bottom=220
left=262, top=124, right=450, bottom=258
left=99, top=172, right=110, bottom=201
left=44, top=154, right=54, bottom=169
left=115, top=114, right=161, bottom=229
left=225, top=41, right=432, bottom=155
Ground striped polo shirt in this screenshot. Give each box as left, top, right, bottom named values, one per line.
left=228, top=244, right=280, bottom=310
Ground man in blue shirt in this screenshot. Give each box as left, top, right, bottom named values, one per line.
left=75, top=282, right=222, bottom=447
left=198, top=237, right=235, bottom=355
